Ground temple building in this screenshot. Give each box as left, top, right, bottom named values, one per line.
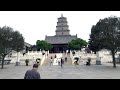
left=24, top=42, right=32, bottom=52
left=45, top=14, right=77, bottom=53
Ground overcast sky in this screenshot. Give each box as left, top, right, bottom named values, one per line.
left=0, top=11, right=120, bottom=45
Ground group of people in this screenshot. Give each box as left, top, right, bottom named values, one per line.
left=58, top=57, right=64, bottom=68
left=24, top=55, right=67, bottom=79
left=50, top=56, right=65, bottom=68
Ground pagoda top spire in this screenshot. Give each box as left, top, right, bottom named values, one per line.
left=61, top=14, right=63, bottom=17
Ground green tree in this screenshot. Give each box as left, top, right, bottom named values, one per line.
left=88, top=25, right=100, bottom=54
left=68, top=38, right=87, bottom=50
left=0, top=26, right=24, bottom=69
left=36, top=40, right=53, bottom=51
left=88, top=16, right=120, bottom=68
left=11, top=31, right=24, bottom=66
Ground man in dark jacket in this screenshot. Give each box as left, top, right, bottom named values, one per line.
left=61, top=58, right=63, bottom=68
left=24, top=64, right=41, bottom=79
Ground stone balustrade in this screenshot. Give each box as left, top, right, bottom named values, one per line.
left=69, top=49, right=120, bottom=64
left=5, top=51, right=49, bottom=65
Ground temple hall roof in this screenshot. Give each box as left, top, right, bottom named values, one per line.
left=45, top=35, right=77, bottom=44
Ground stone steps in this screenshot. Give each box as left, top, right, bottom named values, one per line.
left=42, top=53, right=72, bottom=66
left=42, top=54, right=56, bottom=66
left=62, top=53, right=72, bottom=65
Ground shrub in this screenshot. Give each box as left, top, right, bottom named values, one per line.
left=25, top=59, right=29, bottom=63
left=42, top=53, right=45, bottom=55
left=88, top=57, right=91, bottom=62
left=74, top=57, right=79, bottom=61
left=54, top=54, right=57, bottom=58
left=72, top=51, right=75, bottom=55
left=25, top=59, right=29, bottom=66
left=36, top=58, right=41, bottom=61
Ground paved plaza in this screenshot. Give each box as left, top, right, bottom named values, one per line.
left=0, top=62, right=120, bottom=79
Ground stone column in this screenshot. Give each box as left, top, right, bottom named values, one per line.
left=96, top=51, right=101, bottom=65
left=16, top=52, right=20, bottom=66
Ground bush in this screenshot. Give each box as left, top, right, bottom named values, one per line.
left=74, top=57, right=79, bottom=65
left=36, top=58, right=41, bottom=61
left=36, top=58, right=41, bottom=65
left=86, top=57, right=91, bottom=66
left=65, top=57, right=67, bottom=62
left=88, top=57, right=91, bottom=62
left=72, top=51, right=75, bottom=55
left=25, top=59, right=29, bottom=63
left=25, top=59, right=29, bottom=66
left=54, top=54, right=57, bottom=58
left=42, top=53, right=45, bottom=55
left=74, top=57, right=79, bottom=61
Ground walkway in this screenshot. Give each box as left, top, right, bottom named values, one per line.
left=1, top=62, right=120, bottom=79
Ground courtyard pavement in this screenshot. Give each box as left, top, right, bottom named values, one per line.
left=0, top=62, right=120, bottom=79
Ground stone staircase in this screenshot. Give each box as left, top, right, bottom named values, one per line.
left=42, top=54, right=56, bottom=66
left=62, top=53, right=72, bottom=65
left=42, top=53, right=72, bottom=66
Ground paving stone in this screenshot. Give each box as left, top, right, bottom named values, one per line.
left=1, top=56, right=120, bottom=79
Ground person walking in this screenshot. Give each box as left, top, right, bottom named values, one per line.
left=60, top=58, right=63, bottom=68
left=50, top=56, right=53, bottom=66
left=24, top=64, right=41, bottom=79
left=58, top=58, right=61, bottom=66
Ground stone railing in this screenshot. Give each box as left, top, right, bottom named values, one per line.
left=5, top=51, right=49, bottom=64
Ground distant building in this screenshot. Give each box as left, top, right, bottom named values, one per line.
left=45, top=14, right=77, bottom=53
left=13, top=42, right=32, bottom=54
left=7, top=42, right=32, bottom=57
left=23, top=42, right=32, bottom=53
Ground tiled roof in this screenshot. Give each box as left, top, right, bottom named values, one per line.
left=24, top=42, right=32, bottom=47
left=45, top=35, right=77, bottom=44
left=58, top=17, right=66, bottom=19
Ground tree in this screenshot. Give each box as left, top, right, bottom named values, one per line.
left=88, top=16, right=120, bottom=68
left=36, top=40, right=53, bottom=51
left=0, top=26, right=24, bottom=69
left=68, top=38, right=87, bottom=50
left=11, top=31, right=24, bottom=66
left=88, top=25, right=101, bottom=54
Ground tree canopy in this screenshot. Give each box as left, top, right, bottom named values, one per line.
left=36, top=40, right=53, bottom=51
left=88, top=16, right=120, bottom=68
left=68, top=38, right=87, bottom=50
left=0, top=26, right=24, bottom=69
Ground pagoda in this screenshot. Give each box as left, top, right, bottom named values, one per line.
left=45, top=14, right=77, bottom=53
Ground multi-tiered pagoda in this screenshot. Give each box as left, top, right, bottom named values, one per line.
left=45, top=14, right=77, bottom=53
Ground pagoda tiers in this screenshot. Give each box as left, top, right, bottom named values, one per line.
left=45, top=14, right=77, bottom=53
